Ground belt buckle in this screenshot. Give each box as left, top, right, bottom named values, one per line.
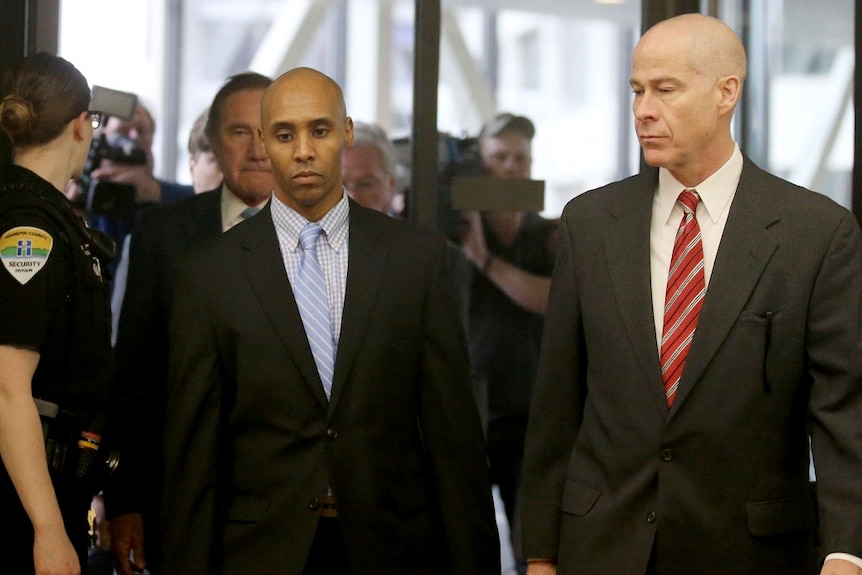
left=321, top=495, right=338, bottom=518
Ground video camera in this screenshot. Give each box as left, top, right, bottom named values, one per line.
left=74, top=86, right=145, bottom=218
left=443, top=134, right=546, bottom=243
left=436, top=134, right=484, bottom=241
left=395, top=133, right=545, bottom=242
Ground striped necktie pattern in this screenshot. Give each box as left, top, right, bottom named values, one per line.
left=294, top=223, right=335, bottom=399
left=660, top=189, right=705, bottom=407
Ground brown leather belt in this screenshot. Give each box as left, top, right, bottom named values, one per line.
left=321, top=495, right=338, bottom=518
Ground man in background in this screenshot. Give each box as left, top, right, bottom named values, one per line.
left=342, top=120, right=402, bottom=217
left=459, top=112, right=558, bottom=574
left=187, top=106, right=223, bottom=194
left=103, top=72, right=273, bottom=575
left=82, top=102, right=194, bottom=248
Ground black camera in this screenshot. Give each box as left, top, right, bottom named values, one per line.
left=73, top=86, right=142, bottom=218
left=395, top=133, right=545, bottom=242
left=437, top=135, right=484, bottom=241
left=75, top=132, right=147, bottom=217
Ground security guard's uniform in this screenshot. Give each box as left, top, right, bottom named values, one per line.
left=0, top=163, right=115, bottom=570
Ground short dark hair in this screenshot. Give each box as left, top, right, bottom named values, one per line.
left=0, top=53, right=90, bottom=163
left=205, top=72, right=272, bottom=149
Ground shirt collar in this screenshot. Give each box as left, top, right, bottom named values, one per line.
left=657, top=143, right=743, bottom=225
left=221, top=184, right=267, bottom=229
left=270, top=189, right=350, bottom=252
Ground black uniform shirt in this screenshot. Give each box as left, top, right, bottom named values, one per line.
left=0, top=165, right=114, bottom=406
left=468, top=213, right=558, bottom=421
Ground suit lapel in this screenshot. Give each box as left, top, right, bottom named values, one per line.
left=670, top=159, right=780, bottom=415
left=604, top=171, right=669, bottom=412
left=239, top=205, right=330, bottom=409
left=183, top=188, right=223, bottom=245
left=327, top=205, right=388, bottom=412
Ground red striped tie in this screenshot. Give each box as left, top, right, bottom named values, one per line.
left=660, top=190, right=705, bottom=407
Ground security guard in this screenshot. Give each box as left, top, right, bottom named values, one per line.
left=0, top=53, right=116, bottom=575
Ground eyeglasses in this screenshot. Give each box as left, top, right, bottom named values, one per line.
left=86, top=110, right=104, bottom=129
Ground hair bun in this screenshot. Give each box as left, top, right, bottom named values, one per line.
left=0, top=94, right=36, bottom=140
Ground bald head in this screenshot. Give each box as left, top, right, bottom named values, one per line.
left=630, top=14, right=745, bottom=186
left=640, top=14, right=747, bottom=87
left=259, top=67, right=353, bottom=221
left=262, top=67, right=347, bottom=125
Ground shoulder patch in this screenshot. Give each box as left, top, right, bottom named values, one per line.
left=1, top=226, right=54, bottom=285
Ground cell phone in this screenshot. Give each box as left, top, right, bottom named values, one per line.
left=90, top=86, right=138, bottom=121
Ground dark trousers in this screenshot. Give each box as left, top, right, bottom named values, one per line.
left=302, top=517, right=352, bottom=575
left=487, top=415, right=528, bottom=573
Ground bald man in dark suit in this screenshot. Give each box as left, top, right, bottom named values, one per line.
left=521, top=14, right=862, bottom=575
left=161, top=67, right=499, bottom=575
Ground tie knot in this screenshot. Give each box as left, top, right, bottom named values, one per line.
left=299, top=223, right=324, bottom=251
left=678, top=189, right=699, bottom=215
left=240, top=206, right=260, bottom=220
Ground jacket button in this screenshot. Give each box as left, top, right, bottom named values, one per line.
left=661, top=448, right=673, bottom=461
left=309, top=498, right=321, bottom=511
left=647, top=511, right=657, bottom=524
left=326, top=428, right=338, bottom=439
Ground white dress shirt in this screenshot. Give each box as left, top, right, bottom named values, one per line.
left=221, top=184, right=267, bottom=231
left=650, top=144, right=741, bottom=351
left=648, top=144, right=862, bottom=570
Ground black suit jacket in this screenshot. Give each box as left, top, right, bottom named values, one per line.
left=521, top=159, right=862, bottom=574
left=161, top=200, right=500, bottom=574
left=105, top=188, right=222, bottom=520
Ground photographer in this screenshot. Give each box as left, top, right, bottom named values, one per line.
left=458, top=113, right=558, bottom=575
left=0, top=52, right=116, bottom=575
left=71, top=102, right=193, bottom=250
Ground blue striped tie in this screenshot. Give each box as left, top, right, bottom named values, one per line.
left=295, top=223, right=335, bottom=399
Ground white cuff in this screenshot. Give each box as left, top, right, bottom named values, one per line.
left=824, top=553, right=862, bottom=570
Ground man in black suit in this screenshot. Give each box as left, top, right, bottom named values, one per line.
left=160, top=67, right=499, bottom=575
left=103, top=71, right=273, bottom=575
left=521, top=14, right=862, bottom=575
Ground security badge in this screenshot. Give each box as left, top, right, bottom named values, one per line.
left=0, top=226, right=53, bottom=285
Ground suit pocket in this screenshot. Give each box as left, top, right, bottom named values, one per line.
left=560, top=477, right=601, bottom=517
left=746, top=495, right=814, bottom=537
left=225, top=492, right=271, bottom=523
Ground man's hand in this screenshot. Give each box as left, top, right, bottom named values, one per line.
left=526, top=560, right=557, bottom=575
left=458, top=210, right=489, bottom=269
left=91, top=163, right=162, bottom=204
left=110, top=512, right=147, bottom=575
left=821, top=559, right=862, bottom=575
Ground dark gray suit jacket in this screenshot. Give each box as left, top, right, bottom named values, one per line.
left=104, top=188, right=222, bottom=524
left=522, top=158, right=862, bottom=574
left=161, top=199, right=500, bottom=574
